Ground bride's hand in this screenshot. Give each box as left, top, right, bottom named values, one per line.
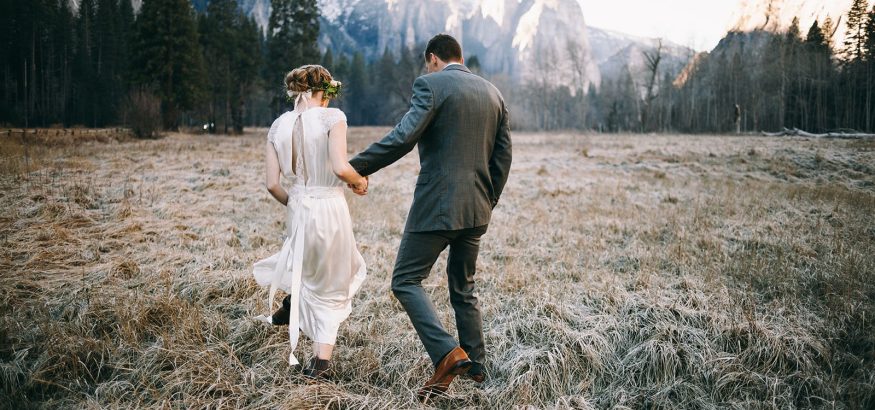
left=348, top=176, right=368, bottom=196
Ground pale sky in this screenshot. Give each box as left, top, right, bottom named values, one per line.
left=578, top=0, right=739, bottom=51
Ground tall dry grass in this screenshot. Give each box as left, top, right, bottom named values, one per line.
left=1, top=129, right=873, bottom=409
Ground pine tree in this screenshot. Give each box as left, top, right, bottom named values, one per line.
left=327, top=51, right=348, bottom=112
left=759, top=32, right=789, bottom=130
left=72, top=0, right=98, bottom=126
left=198, top=0, right=262, bottom=133
left=806, top=21, right=829, bottom=52
left=843, top=0, right=869, bottom=62
left=118, top=0, right=135, bottom=85
left=348, top=51, right=367, bottom=124
left=199, top=0, right=237, bottom=133
left=267, top=0, right=320, bottom=115
left=863, top=7, right=875, bottom=130
left=234, top=15, right=263, bottom=132
left=467, top=55, right=482, bottom=74
left=131, top=0, right=206, bottom=130
left=865, top=7, right=875, bottom=62
left=289, top=0, right=321, bottom=64
left=394, top=44, right=420, bottom=109
left=1, top=0, right=189, bottom=128
left=785, top=16, right=800, bottom=40
left=374, top=47, right=397, bottom=123
left=94, top=0, right=127, bottom=126
left=333, top=53, right=349, bottom=79
left=785, top=17, right=804, bottom=128
left=804, top=20, right=834, bottom=131
left=822, top=17, right=836, bottom=49
left=321, top=49, right=334, bottom=70
left=52, top=0, right=76, bottom=125
left=836, top=1, right=873, bottom=130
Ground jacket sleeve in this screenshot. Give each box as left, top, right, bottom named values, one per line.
left=488, top=96, right=512, bottom=208
left=349, top=76, right=435, bottom=176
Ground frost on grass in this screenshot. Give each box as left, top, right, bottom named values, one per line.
left=1, top=130, right=873, bottom=408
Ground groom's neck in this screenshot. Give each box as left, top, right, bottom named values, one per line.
left=438, top=60, right=461, bottom=70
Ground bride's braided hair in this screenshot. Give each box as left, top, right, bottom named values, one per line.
left=285, top=65, right=334, bottom=97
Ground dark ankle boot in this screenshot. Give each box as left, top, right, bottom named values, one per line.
left=303, top=357, right=332, bottom=380
left=271, top=295, right=291, bottom=325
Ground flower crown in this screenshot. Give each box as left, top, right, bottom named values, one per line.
left=286, top=80, right=342, bottom=102
left=319, top=80, right=343, bottom=99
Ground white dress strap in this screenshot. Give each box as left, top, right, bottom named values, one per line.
left=253, top=190, right=313, bottom=366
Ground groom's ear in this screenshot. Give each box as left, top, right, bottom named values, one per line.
left=428, top=53, right=442, bottom=65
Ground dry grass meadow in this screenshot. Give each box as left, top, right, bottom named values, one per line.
left=1, top=127, right=874, bottom=409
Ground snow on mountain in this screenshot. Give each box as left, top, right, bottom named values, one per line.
left=314, top=0, right=601, bottom=90
left=188, top=0, right=698, bottom=90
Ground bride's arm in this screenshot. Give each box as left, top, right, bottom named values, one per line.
left=328, top=121, right=367, bottom=192
left=265, top=141, right=289, bottom=206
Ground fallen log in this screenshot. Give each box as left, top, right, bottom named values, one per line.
left=761, top=127, right=875, bottom=139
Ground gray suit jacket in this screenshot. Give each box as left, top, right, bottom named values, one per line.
left=349, top=64, right=512, bottom=232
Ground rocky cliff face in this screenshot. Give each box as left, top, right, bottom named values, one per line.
left=588, top=26, right=693, bottom=90
left=188, top=0, right=600, bottom=89
left=188, top=0, right=701, bottom=90
left=316, top=0, right=601, bottom=90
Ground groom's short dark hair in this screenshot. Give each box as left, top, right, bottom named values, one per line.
left=425, top=34, right=462, bottom=63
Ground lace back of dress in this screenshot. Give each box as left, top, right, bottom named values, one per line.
left=291, top=114, right=309, bottom=186
left=290, top=91, right=313, bottom=186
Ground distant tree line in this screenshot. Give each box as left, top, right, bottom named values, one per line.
left=2, top=0, right=874, bottom=134
left=1, top=0, right=264, bottom=133
left=660, top=0, right=875, bottom=134
left=530, top=0, right=875, bottom=133
left=0, top=0, right=428, bottom=134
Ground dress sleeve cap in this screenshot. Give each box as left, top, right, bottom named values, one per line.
left=267, top=116, right=281, bottom=144
left=325, top=108, right=347, bottom=129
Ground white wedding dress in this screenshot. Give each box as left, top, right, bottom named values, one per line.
left=253, top=96, right=367, bottom=366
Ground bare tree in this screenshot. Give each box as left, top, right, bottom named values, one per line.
left=565, top=39, right=590, bottom=128
left=642, top=39, right=664, bottom=132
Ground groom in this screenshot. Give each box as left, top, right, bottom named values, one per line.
left=348, top=33, right=512, bottom=401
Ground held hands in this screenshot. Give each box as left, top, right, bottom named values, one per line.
left=348, top=175, right=368, bottom=196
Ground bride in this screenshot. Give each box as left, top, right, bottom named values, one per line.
left=252, top=64, right=368, bottom=380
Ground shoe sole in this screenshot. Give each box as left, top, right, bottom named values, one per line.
left=462, top=373, right=485, bottom=383
left=303, top=375, right=331, bottom=384
left=417, top=360, right=473, bottom=402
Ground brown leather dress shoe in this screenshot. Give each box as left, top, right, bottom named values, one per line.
left=417, top=346, right=472, bottom=402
